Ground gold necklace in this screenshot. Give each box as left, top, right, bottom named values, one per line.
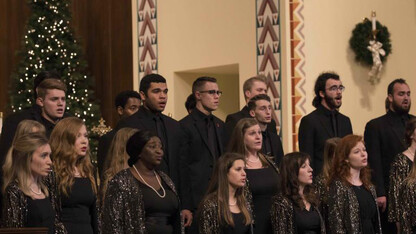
left=407, top=148, right=415, bottom=157
left=133, top=165, right=166, bottom=198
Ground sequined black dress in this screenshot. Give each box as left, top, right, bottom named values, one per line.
left=270, top=194, right=326, bottom=234
left=1, top=181, right=67, bottom=233
left=101, top=169, right=183, bottom=234
left=199, top=195, right=253, bottom=234
left=388, top=153, right=412, bottom=223
left=399, top=180, right=416, bottom=233
left=327, top=179, right=382, bottom=234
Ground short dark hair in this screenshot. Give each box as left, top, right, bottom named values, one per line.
left=139, top=74, right=166, bottom=95
left=33, top=70, right=61, bottom=99
left=192, top=77, right=217, bottom=94
left=387, top=78, right=407, bottom=95
left=185, top=94, right=196, bottom=112
left=126, top=130, right=158, bottom=167
left=312, top=72, right=340, bottom=108
left=247, top=94, right=271, bottom=111
left=114, top=90, right=141, bottom=109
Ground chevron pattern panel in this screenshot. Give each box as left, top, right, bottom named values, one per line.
left=256, top=0, right=282, bottom=134
left=289, top=0, right=306, bottom=150
left=138, top=0, right=158, bottom=78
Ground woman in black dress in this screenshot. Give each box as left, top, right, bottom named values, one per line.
left=102, top=130, right=183, bottom=234
left=327, top=134, right=381, bottom=233
left=2, top=133, right=66, bottom=233
left=388, top=118, right=416, bottom=232
left=50, top=117, right=99, bottom=234
left=228, top=118, right=279, bottom=233
left=99, top=127, right=138, bottom=207
left=399, top=146, right=416, bottom=233
left=271, top=152, right=325, bottom=234
left=199, top=152, right=253, bottom=234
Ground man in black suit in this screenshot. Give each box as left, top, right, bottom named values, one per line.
left=179, top=77, right=226, bottom=233
left=96, top=90, right=141, bottom=177
left=364, top=78, right=414, bottom=233
left=298, top=72, right=352, bottom=175
left=225, top=75, right=277, bottom=140
left=116, top=74, right=191, bottom=227
left=248, top=94, right=284, bottom=165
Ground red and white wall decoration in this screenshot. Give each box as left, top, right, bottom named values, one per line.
left=289, top=0, right=306, bottom=150
left=256, top=0, right=282, bottom=133
left=138, top=0, right=158, bottom=79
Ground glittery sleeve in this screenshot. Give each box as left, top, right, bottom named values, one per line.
left=1, top=183, right=26, bottom=228
left=199, top=198, right=219, bottom=234
left=388, top=153, right=412, bottom=222
left=328, top=180, right=349, bottom=234
left=270, top=194, right=294, bottom=234
left=400, top=181, right=416, bottom=233
left=44, top=170, right=67, bottom=234
left=101, top=170, right=146, bottom=234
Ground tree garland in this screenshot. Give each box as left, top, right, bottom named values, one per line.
left=349, top=19, right=392, bottom=66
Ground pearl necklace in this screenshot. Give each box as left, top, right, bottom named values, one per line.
left=247, top=156, right=260, bottom=163
left=133, top=165, right=166, bottom=198
left=229, top=199, right=237, bottom=206
left=30, top=186, right=42, bottom=195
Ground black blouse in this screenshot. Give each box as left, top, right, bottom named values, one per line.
left=294, top=206, right=321, bottom=234
left=221, top=212, right=250, bottom=234
left=352, top=185, right=377, bottom=234
left=246, top=166, right=280, bottom=233
left=139, top=180, right=179, bottom=234
left=61, top=177, right=98, bottom=234
left=27, top=197, right=55, bottom=234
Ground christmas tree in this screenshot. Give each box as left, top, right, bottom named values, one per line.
left=9, top=0, right=101, bottom=159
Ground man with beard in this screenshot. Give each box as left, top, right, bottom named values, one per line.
left=298, top=72, right=353, bottom=175
left=179, top=77, right=226, bottom=233
left=364, top=78, right=414, bottom=233
left=248, top=94, right=284, bottom=165
left=115, top=74, right=193, bottom=227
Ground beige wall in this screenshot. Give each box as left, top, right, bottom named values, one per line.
left=151, top=0, right=416, bottom=152
left=157, top=0, right=257, bottom=119
left=302, top=0, right=416, bottom=135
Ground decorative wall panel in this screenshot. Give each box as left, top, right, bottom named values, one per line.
left=256, top=0, right=282, bottom=133
left=138, top=0, right=157, bottom=78
left=289, top=0, right=306, bottom=150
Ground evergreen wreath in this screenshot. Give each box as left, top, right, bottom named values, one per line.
left=349, top=19, right=392, bottom=66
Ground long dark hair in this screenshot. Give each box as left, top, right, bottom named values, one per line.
left=199, top=153, right=252, bottom=227
left=280, top=152, right=318, bottom=208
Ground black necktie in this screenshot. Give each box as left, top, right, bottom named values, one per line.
left=331, top=111, right=338, bottom=137
left=206, top=117, right=217, bottom=158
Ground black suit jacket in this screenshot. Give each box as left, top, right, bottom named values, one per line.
left=298, top=105, right=353, bottom=175
left=96, top=129, right=116, bottom=180
left=364, top=110, right=415, bottom=197
left=116, top=107, right=185, bottom=187
left=179, top=110, right=226, bottom=210
left=265, top=129, right=284, bottom=166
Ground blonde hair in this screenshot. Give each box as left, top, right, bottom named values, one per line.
left=3, top=120, right=46, bottom=178
left=50, top=117, right=97, bottom=196
left=100, top=128, right=138, bottom=200
left=2, top=133, right=50, bottom=198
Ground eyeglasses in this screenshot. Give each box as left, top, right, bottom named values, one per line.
left=326, top=85, right=345, bottom=92
left=199, top=90, right=223, bottom=96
